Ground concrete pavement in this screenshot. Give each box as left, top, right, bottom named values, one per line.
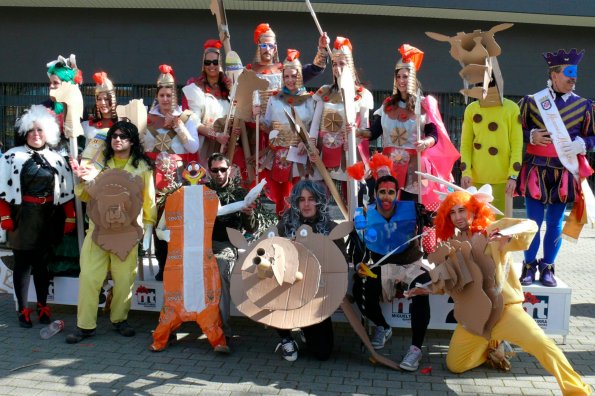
left=0, top=221, right=594, bottom=395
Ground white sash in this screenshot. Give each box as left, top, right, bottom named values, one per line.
left=533, top=88, right=579, bottom=177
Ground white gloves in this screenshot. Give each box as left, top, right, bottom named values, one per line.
left=142, top=224, right=153, bottom=251
left=560, top=137, right=586, bottom=157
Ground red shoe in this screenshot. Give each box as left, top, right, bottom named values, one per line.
left=37, top=303, right=51, bottom=324
left=18, top=308, right=33, bottom=328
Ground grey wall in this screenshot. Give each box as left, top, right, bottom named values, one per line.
left=1, top=7, right=594, bottom=97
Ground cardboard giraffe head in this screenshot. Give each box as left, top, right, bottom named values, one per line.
left=228, top=221, right=353, bottom=329
left=426, top=23, right=513, bottom=106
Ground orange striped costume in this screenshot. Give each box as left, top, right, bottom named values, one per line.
left=150, top=185, right=227, bottom=351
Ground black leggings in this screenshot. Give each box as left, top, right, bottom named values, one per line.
left=352, top=265, right=431, bottom=348
left=276, top=317, right=334, bottom=361
left=12, top=249, right=51, bottom=311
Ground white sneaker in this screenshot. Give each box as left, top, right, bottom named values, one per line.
left=371, top=326, right=392, bottom=350
left=400, top=345, right=422, bottom=371
left=275, top=338, right=298, bottom=362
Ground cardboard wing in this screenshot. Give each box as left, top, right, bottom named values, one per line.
left=87, top=169, right=144, bottom=261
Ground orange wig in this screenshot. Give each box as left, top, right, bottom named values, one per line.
left=435, top=191, right=494, bottom=241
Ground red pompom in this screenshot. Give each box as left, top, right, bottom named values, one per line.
left=286, top=49, right=300, bottom=62
left=398, top=44, right=424, bottom=71
left=93, top=72, right=107, bottom=85
left=334, top=36, right=352, bottom=52
left=369, top=153, right=395, bottom=179
left=74, top=69, right=83, bottom=85
left=203, top=39, right=223, bottom=50
left=254, top=23, right=272, bottom=44
left=159, top=64, right=173, bottom=75
left=347, top=162, right=366, bottom=181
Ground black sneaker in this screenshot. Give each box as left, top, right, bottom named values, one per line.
left=66, top=328, right=96, bottom=344
left=113, top=321, right=136, bottom=337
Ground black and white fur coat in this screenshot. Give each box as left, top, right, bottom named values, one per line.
left=0, top=145, right=74, bottom=205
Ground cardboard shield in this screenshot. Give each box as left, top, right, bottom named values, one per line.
left=230, top=222, right=352, bottom=329
left=87, top=169, right=144, bottom=260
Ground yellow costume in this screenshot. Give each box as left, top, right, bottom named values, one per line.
left=75, top=157, right=157, bottom=330
left=460, top=100, right=523, bottom=213
left=445, top=218, right=591, bottom=396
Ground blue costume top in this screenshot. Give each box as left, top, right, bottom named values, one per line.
left=360, top=201, right=423, bottom=265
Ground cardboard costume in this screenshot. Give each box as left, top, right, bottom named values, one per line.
left=427, top=24, right=523, bottom=214
left=75, top=157, right=156, bottom=330
left=228, top=222, right=352, bottom=329
left=86, top=169, right=144, bottom=261
left=432, top=192, right=592, bottom=395
left=150, top=185, right=227, bottom=352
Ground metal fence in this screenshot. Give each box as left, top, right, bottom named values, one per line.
left=1, top=82, right=594, bottom=194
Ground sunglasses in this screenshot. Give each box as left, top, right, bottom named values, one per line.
left=112, top=133, right=130, bottom=141
left=204, top=59, right=219, bottom=66
left=210, top=167, right=228, bottom=174
left=259, top=43, right=276, bottom=49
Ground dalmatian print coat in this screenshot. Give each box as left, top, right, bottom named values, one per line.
left=0, top=145, right=74, bottom=205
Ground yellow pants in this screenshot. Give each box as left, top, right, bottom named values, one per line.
left=77, top=227, right=138, bottom=330
left=447, top=303, right=591, bottom=396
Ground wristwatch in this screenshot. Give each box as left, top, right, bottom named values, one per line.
left=509, top=175, right=518, bottom=181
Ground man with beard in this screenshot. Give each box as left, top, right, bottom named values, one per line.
left=351, top=154, right=433, bottom=371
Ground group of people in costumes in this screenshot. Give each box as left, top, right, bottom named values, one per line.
left=0, top=19, right=593, bottom=395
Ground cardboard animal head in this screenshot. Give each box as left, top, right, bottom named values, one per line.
left=87, top=168, right=144, bottom=260
left=228, top=221, right=353, bottom=329
left=426, top=23, right=513, bottom=106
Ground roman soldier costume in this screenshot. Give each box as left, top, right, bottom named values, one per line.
left=262, top=49, right=315, bottom=215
